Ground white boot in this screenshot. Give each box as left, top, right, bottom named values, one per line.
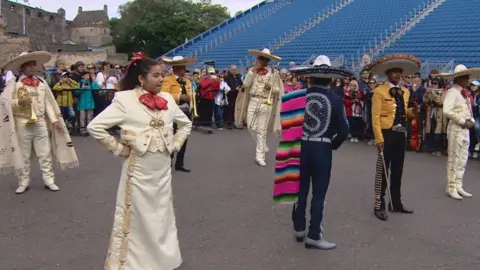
left=15, top=185, right=28, bottom=194
left=447, top=190, right=463, bottom=200
left=457, top=188, right=472, bottom=198
left=445, top=170, right=461, bottom=200
left=256, top=159, right=266, bottom=167
left=45, top=183, right=60, bottom=192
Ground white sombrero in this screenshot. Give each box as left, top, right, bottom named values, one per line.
left=367, top=54, right=421, bottom=75
left=160, top=55, right=197, bottom=67
left=439, top=64, right=480, bottom=80
left=289, top=55, right=353, bottom=79
left=248, top=48, right=281, bottom=61
left=2, top=51, right=52, bottom=72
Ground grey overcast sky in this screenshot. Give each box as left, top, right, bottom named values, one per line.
left=20, top=0, right=262, bottom=20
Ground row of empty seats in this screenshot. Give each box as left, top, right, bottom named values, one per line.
left=164, top=0, right=480, bottom=70
left=381, top=0, right=480, bottom=67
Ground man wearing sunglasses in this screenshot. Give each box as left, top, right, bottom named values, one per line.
left=359, top=69, right=374, bottom=144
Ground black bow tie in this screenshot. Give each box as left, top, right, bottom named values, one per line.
left=177, top=78, right=186, bottom=85
left=389, top=87, right=403, bottom=97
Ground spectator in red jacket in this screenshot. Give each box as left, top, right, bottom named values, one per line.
left=198, top=67, right=220, bottom=130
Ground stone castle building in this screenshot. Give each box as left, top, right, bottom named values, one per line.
left=0, top=0, right=127, bottom=67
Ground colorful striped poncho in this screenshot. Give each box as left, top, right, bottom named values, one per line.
left=273, top=89, right=306, bottom=203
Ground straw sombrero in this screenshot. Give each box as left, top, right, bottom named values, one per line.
left=160, top=56, right=197, bottom=67
left=366, top=54, right=421, bottom=75
left=248, top=48, right=281, bottom=61
left=439, top=64, right=480, bottom=80
left=2, top=51, right=52, bottom=72
left=289, top=55, right=353, bottom=79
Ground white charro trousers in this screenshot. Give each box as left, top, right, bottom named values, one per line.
left=446, top=122, right=469, bottom=193
left=246, top=97, right=272, bottom=162
left=15, top=119, right=55, bottom=186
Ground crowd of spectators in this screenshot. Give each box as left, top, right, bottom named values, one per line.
left=2, top=58, right=479, bottom=161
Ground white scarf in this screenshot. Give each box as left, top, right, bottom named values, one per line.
left=0, top=77, right=79, bottom=175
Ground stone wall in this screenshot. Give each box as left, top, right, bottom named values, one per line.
left=0, top=35, right=31, bottom=64
left=1, top=1, right=68, bottom=43
left=70, top=26, right=112, bottom=46
left=45, top=51, right=108, bottom=68
left=44, top=51, right=129, bottom=68
left=106, top=53, right=129, bottom=66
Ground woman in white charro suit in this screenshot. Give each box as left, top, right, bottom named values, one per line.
left=87, top=52, right=192, bottom=270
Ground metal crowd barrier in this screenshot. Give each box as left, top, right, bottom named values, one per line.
left=54, top=89, right=238, bottom=135
left=54, top=89, right=117, bottom=135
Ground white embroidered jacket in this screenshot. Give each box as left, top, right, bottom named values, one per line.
left=443, top=84, right=474, bottom=129
left=243, top=67, right=282, bottom=98
left=11, top=75, right=58, bottom=124
left=87, top=88, right=192, bottom=156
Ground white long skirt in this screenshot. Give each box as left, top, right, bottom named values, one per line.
left=105, top=151, right=182, bottom=270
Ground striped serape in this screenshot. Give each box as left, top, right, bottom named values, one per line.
left=273, top=89, right=306, bottom=203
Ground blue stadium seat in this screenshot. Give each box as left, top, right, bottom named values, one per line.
left=162, top=0, right=480, bottom=70
left=380, top=0, right=480, bottom=67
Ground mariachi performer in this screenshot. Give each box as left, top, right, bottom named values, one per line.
left=236, top=48, right=283, bottom=166
left=367, top=54, right=421, bottom=221
left=440, top=64, right=480, bottom=200
left=0, top=51, right=79, bottom=194
left=161, top=55, right=198, bottom=173
left=273, top=56, right=350, bottom=250
left=87, top=53, right=192, bottom=269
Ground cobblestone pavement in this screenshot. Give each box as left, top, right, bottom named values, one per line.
left=0, top=130, right=479, bottom=270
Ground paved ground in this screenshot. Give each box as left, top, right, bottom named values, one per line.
left=0, top=129, right=479, bottom=270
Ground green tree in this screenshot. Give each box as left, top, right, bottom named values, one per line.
left=235, top=10, right=243, bottom=16
left=111, top=0, right=230, bottom=58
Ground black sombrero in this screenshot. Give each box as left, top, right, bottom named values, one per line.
left=289, top=55, right=353, bottom=79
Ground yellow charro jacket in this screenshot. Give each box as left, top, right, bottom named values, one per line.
left=161, top=75, right=193, bottom=104
left=372, top=83, right=414, bottom=144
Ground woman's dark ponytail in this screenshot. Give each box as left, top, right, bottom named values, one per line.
left=119, top=52, right=159, bottom=90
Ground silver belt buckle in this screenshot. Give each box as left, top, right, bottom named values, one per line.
left=392, top=124, right=406, bottom=133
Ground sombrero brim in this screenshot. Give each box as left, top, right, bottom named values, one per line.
left=290, top=65, right=353, bottom=79
left=439, top=68, right=480, bottom=79
left=2, top=51, right=52, bottom=71
left=160, top=56, right=198, bottom=66
left=367, top=54, right=421, bottom=75
left=248, top=50, right=281, bottom=61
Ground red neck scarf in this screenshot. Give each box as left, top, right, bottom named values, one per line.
left=257, top=67, right=268, bottom=76
left=139, top=93, right=168, bottom=111
left=21, top=76, right=40, bottom=87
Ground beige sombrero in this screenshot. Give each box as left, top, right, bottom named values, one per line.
left=366, top=54, right=421, bottom=75
left=2, top=51, right=52, bottom=72
left=160, top=56, right=197, bottom=66
left=439, top=64, right=480, bottom=80
left=248, top=48, right=281, bottom=61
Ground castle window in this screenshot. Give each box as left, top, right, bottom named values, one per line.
left=25, top=9, right=31, bottom=16
left=49, top=15, right=55, bottom=22
left=10, top=5, right=16, bottom=12
left=38, top=12, right=43, bottom=19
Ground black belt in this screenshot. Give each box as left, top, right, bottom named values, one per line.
left=302, top=137, right=331, bottom=143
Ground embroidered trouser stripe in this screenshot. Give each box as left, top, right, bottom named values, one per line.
left=374, top=150, right=385, bottom=210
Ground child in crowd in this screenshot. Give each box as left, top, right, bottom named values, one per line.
left=53, top=71, right=78, bottom=130
left=214, top=74, right=230, bottom=130
left=75, top=72, right=101, bottom=136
